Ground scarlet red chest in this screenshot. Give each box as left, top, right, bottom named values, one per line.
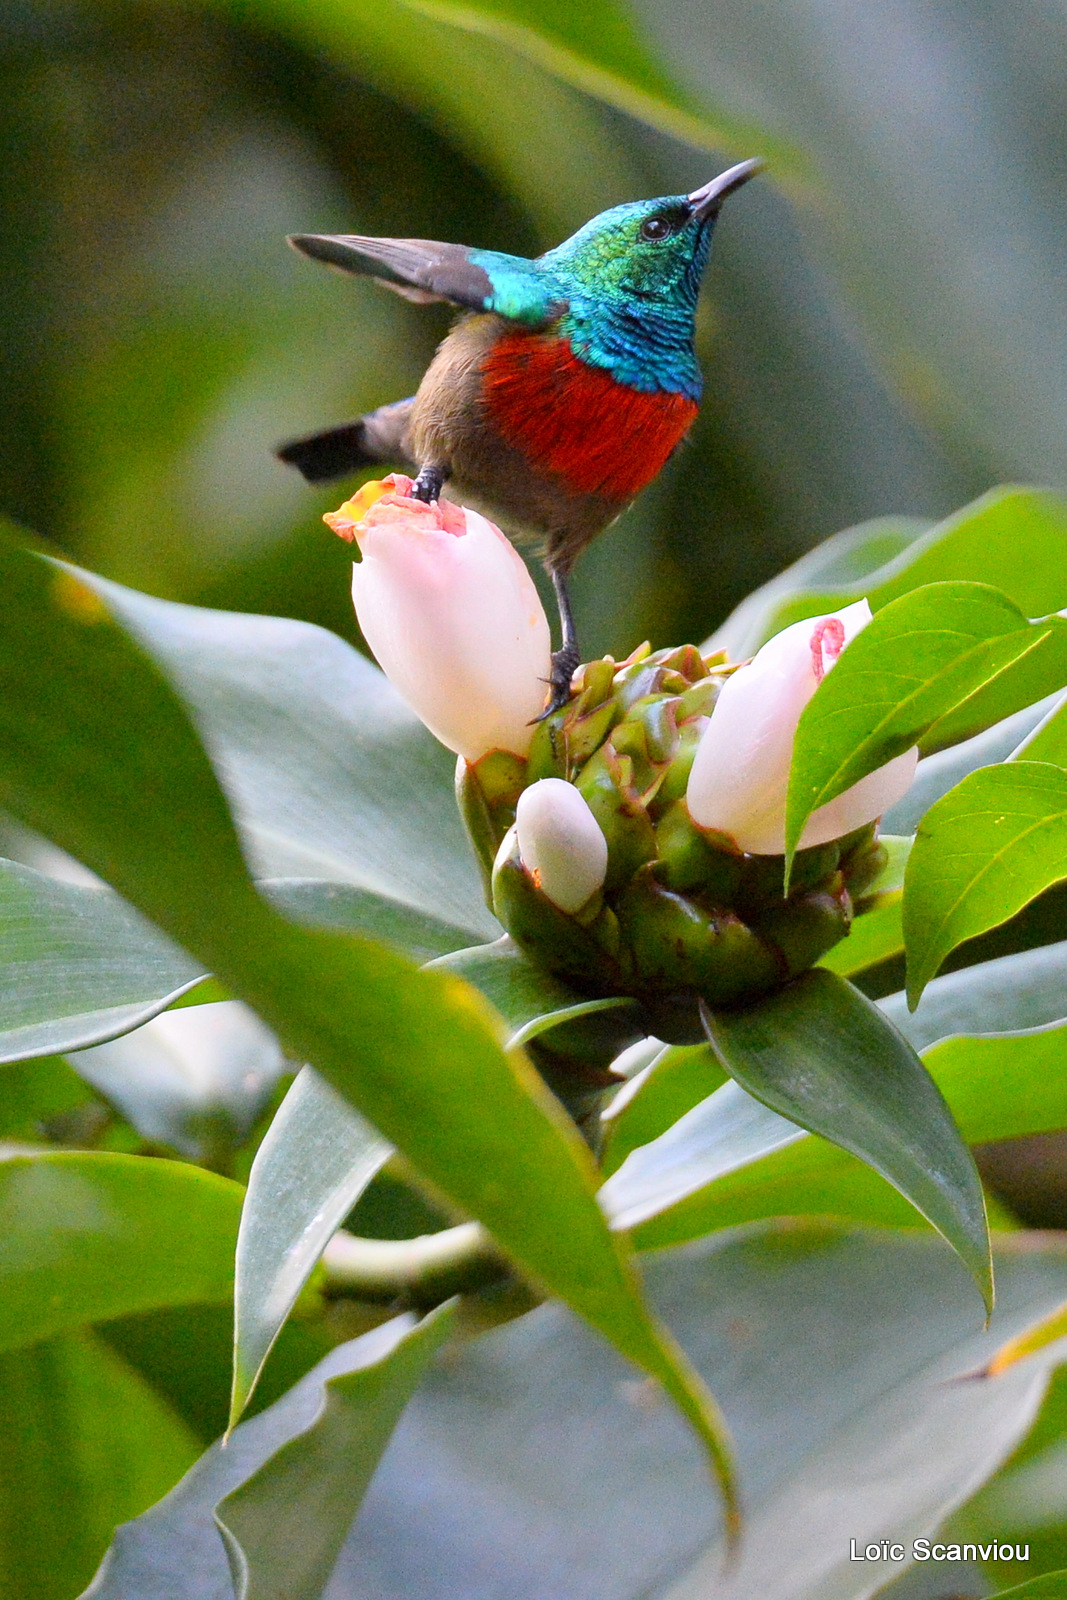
left=482, top=331, right=698, bottom=502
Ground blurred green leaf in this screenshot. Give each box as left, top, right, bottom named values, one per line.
left=1015, top=691, right=1067, bottom=767
left=395, top=0, right=786, bottom=164
left=785, top=582, right=1067, bottom=870
left=86, top=568, right=496, bottom=940
left=265, top=878, right=478, bottom=963
left=0, top=1151, right=242, bottom=1353
left=0, top=857, right=207, bottom=1062
left=0, top=1329, right=199, bottom=1600
left=882, top=940, right=1067, bottom=1052
left=713, top=490, right=1067, bottom=660
left=232, top=1067, right=392, bottom=1425
left=629, top=999, right=1067, bottom=1251
left=882, top=695, right=1061, bottom=836
left=701, top=970, right=991, bottom=1308
left=602, top=1079, right=802, bottom=1233
left=67, top=1001, right=288, bottom=1168
left=216, top=1304, right=455, bottom=1600
left=818, top=895, right=903, bottom=976
left=904, top=763, right=1067, bottom=1007
left=993, top=1577, right=1067, bottom=1598
left=0, top=1054, right=95, bottom=1137
left=83, top=1226, right=1067, bottom=1600
left=601, top=1042, right=726, bottom=1177
left=0, top=540, right=735, bottom=1513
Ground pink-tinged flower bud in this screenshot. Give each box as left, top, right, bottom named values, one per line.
left=686, top=600, right=918, bottom=854
left=513, top=777, right=608, bottom=914
left=325, top=476, right=552, bottom=761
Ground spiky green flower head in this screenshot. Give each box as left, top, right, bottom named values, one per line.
left=457, top=645, right=887, bottom=1044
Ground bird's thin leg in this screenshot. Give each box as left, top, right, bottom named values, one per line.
left=411, top=463, right=445, bottom=503
left=540, top=562, right=581, bottom=717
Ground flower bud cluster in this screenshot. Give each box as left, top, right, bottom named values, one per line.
left=462, top=643, right=890, bottom=1033
left=327, top=479, right=913, bottom=1032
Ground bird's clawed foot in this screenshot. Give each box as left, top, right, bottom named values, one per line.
left=411, top=464, right=445, bottom=503
left=536, top=643, right=582, bottom=721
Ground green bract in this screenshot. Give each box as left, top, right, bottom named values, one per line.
left=458, top=643, right=887, bottom=1036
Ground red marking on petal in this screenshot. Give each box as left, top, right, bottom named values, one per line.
left=482, top=332, right=698, bottom=502
left=810, top=617, right=846, bottom=682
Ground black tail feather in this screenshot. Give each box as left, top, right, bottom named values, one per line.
left=276, top=421, right=376, bottom=484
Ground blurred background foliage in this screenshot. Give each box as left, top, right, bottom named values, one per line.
left=9, top=0, right=1055, bottom=667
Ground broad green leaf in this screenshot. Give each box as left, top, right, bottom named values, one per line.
left=0, top=1151, right=242, bottom=1353
left=629, top=1003, right=1067, bottom=1251
left=84, top=569, right=497, bottom=942
left=1, top=1330, right=199, bottom=1600
left=701, top=969, right=992, bottom=1309
left=395, top=0, right=788, bottom=164
left=67, top=1001, right=287, bottom=1167
left=0, top=862, right=475, bottom=1071
left=903, top=763, right=1067, bottom=1007
left=85, top=1313, right=448, bottom=1600
left=0, top=857, right=207, bottom=1062
left=711, top=490, right=1067, bottom=659
left=602, top=1080, right=803, bottom=1232
left=0, top=1054, right=94, bottom=1137
left=882, top=939, right=1067, bottom=1052
left=83, top=1227, right=1067, bottom=1600
left=232, top=1067, right=392, bottom=1426
left=883, top=695, right=1061, bottom=836
left=216, top=1305, right=455, bottom=1600
left=707, top=515, right=932, bottom=661
left=1014, top=689, right=1067, bottom=767
left=429, top=936, right=644, bottom=1050
left=0, top=544, right=733, bottom=1513
left=265, top=878, right=477, bottom=964
left=785, top=581, right=1067, bottom=870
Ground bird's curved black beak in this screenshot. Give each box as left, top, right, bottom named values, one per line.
left=687, top=158, right=764, bottom=221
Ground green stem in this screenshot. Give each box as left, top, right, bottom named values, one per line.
left=320, top=1222, right=509, bottom=1307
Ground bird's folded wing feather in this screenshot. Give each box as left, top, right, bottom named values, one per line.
left=287, top=234, right=562, bottom=326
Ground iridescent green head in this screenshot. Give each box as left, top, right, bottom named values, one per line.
left=540, top=159, right=763, bottom=309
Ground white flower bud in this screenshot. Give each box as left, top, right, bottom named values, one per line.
left=686, top=600, right=918, bottom=854
left=514, top=778, right=608, bottom=914
left=326, top=476, right=551, bottom=761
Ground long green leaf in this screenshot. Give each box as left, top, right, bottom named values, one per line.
left=0, top=1151, right=242, bottom=1353
left=1013, top=689, right=1067, bottom=766
left=0, top=542, right=734, bottom=1519
left=991, top=1577, right=1067, bottom=1598
left=395, top=0, right=789, bottom=164
left=0, top=858, right=206, bottom=1062
left=231, top=1068, right=392, bottom=1426
left=785, top=581, right=1067, bottom=870
left=67, top=1001, right=287, bottom=1167
left=85, top=568, right=496, bottom=941
left=629, top=1006, right=1067, bottom=1251
left=701, top=969, right=992, bottom=1309
left=217, top=1305, right=455, bottom=1600
left=903, top=762, right=1067, bottom=1007
left=1, top=1330, right=199, bottom=1600
left=712, top=490, right=1067, bottom=659
left=84, top=1227, right=1067, bottom=1600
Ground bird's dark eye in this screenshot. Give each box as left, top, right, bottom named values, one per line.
left=640, top=215, right=675, bottom=242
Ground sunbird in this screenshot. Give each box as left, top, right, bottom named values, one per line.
left=278, top=158, right=762, bottom=712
